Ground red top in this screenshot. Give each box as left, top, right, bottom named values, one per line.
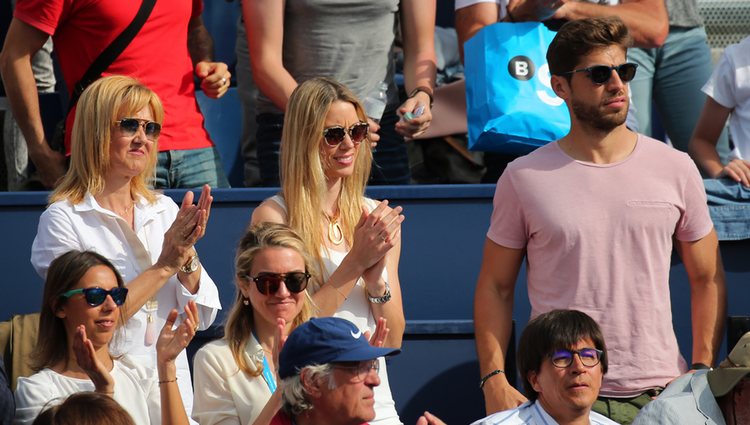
left=15, top=0, right=213, bottom=153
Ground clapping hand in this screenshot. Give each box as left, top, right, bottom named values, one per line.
left=159, top=185, right=213, bottom=272
left=156, top=301, right=199, bottom=365
left=272, top=317, right=287, bottom=382
left=72, top=325, right=115, bottom=395
left=366, top=317, right=390, bottom=348
left=350, top=200, right=404, bottom=273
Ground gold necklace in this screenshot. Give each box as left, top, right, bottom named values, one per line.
left=114, top=201, right=135, bottom=219
left=323, top=210, right=344, bottom=245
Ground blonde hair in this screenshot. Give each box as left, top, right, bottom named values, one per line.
left=50, top=75, right=163, bottom=205
left=280, top=77, right=372, bottom=287
left=225, top=223, right=317, bottom=377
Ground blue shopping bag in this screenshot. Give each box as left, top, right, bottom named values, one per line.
left=464, top=22, right=570, bottom=154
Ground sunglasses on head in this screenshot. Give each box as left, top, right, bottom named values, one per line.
left=245, top=272, right=311, bottom=295
left=322, top=122, right=369, bottom=147
left=115, top=118, right=162, bottom=140
left=561, top=62, right=638, bottom=85
left=60, top=287, right=128, bottom=307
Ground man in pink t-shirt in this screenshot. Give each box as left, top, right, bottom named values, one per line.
left=474, top=16, right=726, bottom=424
left=0, top=0, right=231, bottom=189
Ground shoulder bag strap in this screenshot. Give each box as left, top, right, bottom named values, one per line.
left=67, top=0, right=157, bottom=113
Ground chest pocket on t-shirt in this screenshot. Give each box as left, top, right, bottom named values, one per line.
left=625, top=200, right=681, bottom=234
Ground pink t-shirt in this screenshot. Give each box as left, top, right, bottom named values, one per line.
left=488, top=135, right=713, bottom=397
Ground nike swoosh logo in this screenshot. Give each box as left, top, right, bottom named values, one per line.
left=350, top=329, right=362, bottom=339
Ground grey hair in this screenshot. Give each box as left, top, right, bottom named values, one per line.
left=280, top=363, right=337, bottom=416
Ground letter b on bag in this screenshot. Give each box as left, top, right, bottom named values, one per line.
left=508, top=56, right=535, bottom=81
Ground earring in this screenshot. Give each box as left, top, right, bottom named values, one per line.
left=242, top=297, right=250, bottom=306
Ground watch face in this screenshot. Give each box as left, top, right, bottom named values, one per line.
left=182, top=255, right=199, bottom=273
left=188, top=257, right=199, bottom=272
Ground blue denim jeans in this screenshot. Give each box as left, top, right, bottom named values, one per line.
left=256, top=109, right=411, bottom=187
left=628, top=26, right=730, bottom=160
left=154, top=147, right=229, bottom=189
left=704, top=178, right=750, bottom=241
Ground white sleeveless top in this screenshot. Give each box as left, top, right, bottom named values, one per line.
left=267, top=195, right=402, bottom=425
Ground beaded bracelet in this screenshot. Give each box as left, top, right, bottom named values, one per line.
left=479, top=369, right=505, bottom=389
left=158, top=377, right=178, bottom=384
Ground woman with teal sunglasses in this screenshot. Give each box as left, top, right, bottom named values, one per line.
left=15, top=250, right=198, bottom=424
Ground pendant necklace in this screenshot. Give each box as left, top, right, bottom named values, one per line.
left=323, top=210, right=344, bottom=245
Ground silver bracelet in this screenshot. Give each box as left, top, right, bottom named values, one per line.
left=366, top=281, right=392, bottom=304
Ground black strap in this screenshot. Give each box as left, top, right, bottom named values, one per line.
left=67, top=0, right=157, bottom=113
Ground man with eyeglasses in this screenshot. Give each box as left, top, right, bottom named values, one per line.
left=473, top=310, right=617, bottom=425
left=474, top=16, right=725, bottom=424
left=271, top=317, right=444, bottom=425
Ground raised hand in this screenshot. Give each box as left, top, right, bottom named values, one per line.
left=366, top=317, right=389, bottom=348
left=272, top=317, right=287, bottom=380
left=158, top=185, right=213, bottom=272
left=349, top=200, right=404, bottom=272
left=72, top=325, right=114, bottom=394
left=156, top=301, right=199, bottom=365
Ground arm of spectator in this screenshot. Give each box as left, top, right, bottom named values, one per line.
left=676, top=230, right=726, bottom=370
left=688, top=97, right=748, bottom=183
left=396, top=0, right=437, bottom=139
left=474, top=238, right=527, bottom=414
left=244, top=0, right=298, bottom=111
left=0, top=18, right=66, bottom=189
left=552, top=0, right=668, bottom=48
left=455, top=2, right=501, bottom=62
left=363, top=205, right=406, bottom=348
left=156, top=302, right=198, bottom=425
left=188, top=16, right=230, bottom=99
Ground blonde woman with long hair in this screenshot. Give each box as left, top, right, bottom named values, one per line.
left=192, top=223, right=317, bottom=425
left=30, top=75, right=221, bottom=415
left=251, top=77, right=405, bottom=425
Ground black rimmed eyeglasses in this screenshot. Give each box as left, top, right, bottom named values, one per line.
left=550, top=348, right=604, bottom=368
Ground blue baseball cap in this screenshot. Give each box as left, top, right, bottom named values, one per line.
left=279, top=317, right=400, bottom=379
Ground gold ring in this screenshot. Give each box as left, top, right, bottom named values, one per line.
left=221, top=77, right=227, bottom=85
left=380, top=234, right=387, bottom=242
left=193, top=325, right=199, bottom=332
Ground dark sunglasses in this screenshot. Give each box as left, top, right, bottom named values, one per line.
left=322, top=122, right=369, bottom=147
left=115, top=118, right=162, bottom=140
left=60, top=287, right=128, bottom=307
left=245, top=272, right=311, bottom=295
left=561, top=63, right=638, bottom=85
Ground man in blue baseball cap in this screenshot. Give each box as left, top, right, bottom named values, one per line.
left=273, top=316, right=400, bottom=425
